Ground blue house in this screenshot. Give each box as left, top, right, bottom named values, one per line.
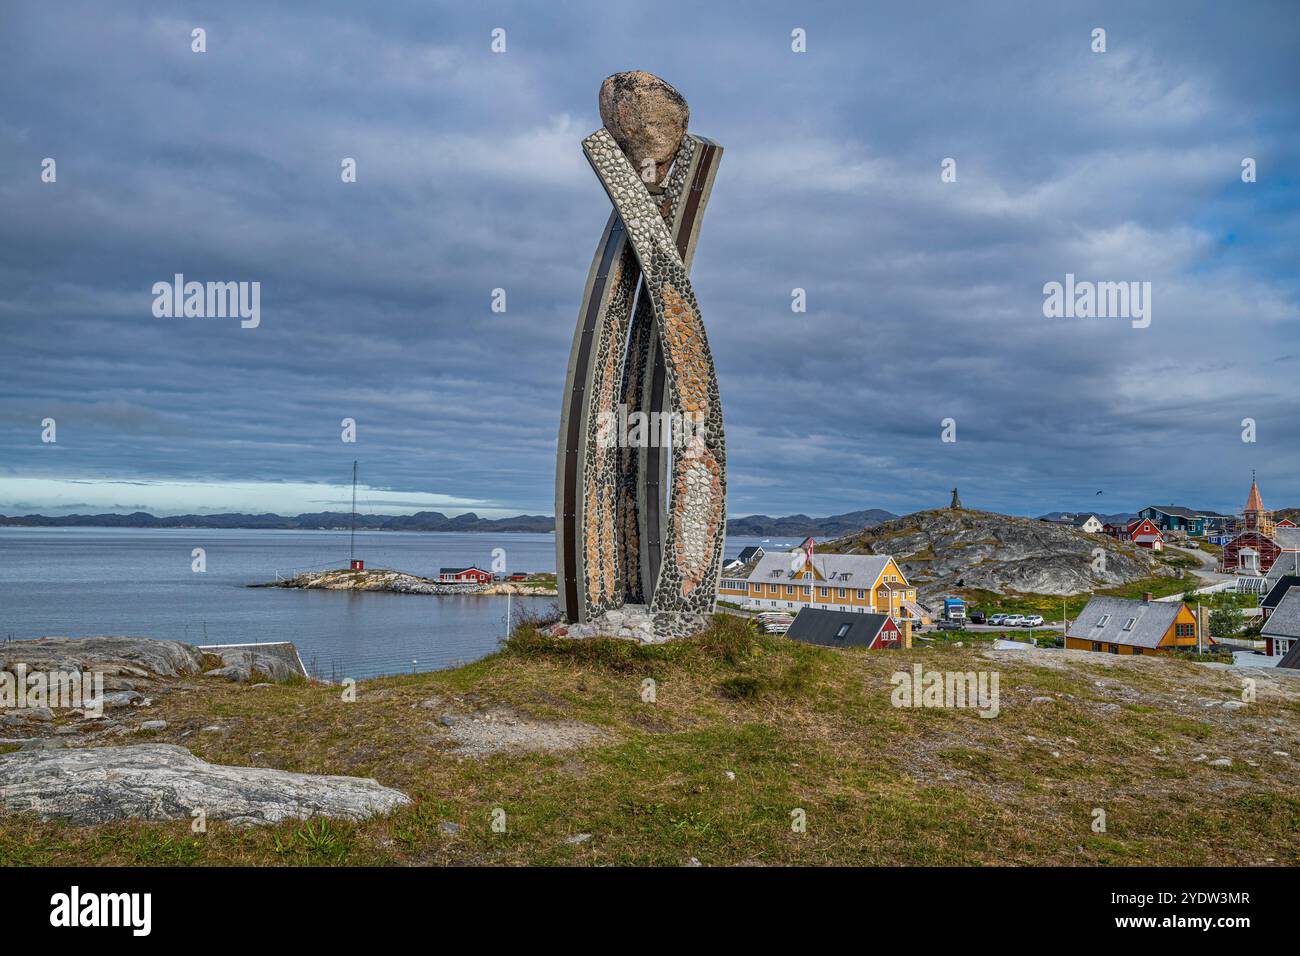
left=1138, top=505, right=1206, bottom=537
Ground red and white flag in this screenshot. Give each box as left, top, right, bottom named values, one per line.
left=800, top=536, right=815, bottom=570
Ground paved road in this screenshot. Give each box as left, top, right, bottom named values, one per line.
left=919, top=622, right=1066, bottom=636
left=1166, top=544, right=1235, bottom=588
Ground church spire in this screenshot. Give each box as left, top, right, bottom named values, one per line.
left=1243, top=470, right=1274, bottom=535
left=1245, top=470, right=1265, bottom=515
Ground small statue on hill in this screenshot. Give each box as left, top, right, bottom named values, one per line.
left=950, top=488, right=962, bottom=510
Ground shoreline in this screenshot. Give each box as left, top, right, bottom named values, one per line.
left=251, top=567, right=558, bottom=597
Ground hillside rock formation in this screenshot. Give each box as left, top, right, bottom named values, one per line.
left=0, top=744, right=410, bottom=826
left=826, top=508, right=1175, bottom=600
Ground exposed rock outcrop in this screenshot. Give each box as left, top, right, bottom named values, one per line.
left=827, top=508, right=1174, bottom=599
left=199, top=644, right=305, bottom=683
left=0, top=744, right=410, bottom=826
left=254, top=567, right=556, bottom=596
left=0, top=636, right=202, bottom=678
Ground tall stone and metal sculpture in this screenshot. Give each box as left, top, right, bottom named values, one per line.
left=555, top=72, right=726, bottom=641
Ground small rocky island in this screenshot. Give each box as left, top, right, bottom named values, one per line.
left=253, top=567, right=557, bottom=597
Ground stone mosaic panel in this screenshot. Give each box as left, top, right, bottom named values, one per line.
left=581, top=127, right=727, bottom=619
left=556, top=127, right=725, bottom=633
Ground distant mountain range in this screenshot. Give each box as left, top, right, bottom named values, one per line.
left=15, top=505, right=1284, bottom=537
left=0, top=511, right=555, bottom=533
left=725, top=509, right=897, bottom=537
left=0, top=508, right=898, bottom=537
left=1037, top=511, right=1137, bottom=525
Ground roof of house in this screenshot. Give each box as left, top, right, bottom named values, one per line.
left=1145, top=505, right=1198, bottom=519
left=439, top=566, right=486, bottom=575
left=1278, top=634, right=1300, bottom=669
left=1066, top=596, right=1185, bottom=649
left=736, top=546, right=764, bottom=563
left=1262, top=590, right=1300, bottom=641
left=1127, top=519, right=1164, bottom=537
left=745, top=551, right=895, bottom=588
left=1262, top=576, right=1300, bottom=611
left=1273, top=527, right=1300, bottom=551
left=1047, top=514, right=1101, bottom=527
left=1267, top=552, right=1300, bottom=584
left=785, top=608, right=893, bottom=648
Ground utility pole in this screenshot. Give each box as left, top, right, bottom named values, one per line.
left=349, top=460, right=358, bottom=566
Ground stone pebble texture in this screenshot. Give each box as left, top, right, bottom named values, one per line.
left=579, top=126, right=727, bottom=626
left=616, top=134, right=699, bottom=607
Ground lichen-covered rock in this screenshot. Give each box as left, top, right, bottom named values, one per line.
left=599, top=71, right=689, bottom=191
left=1, top=637, right=203, bottom=678
left=201, top=644, right=304, bottom=683
left=826, top=508, right=1173, bottom=600
left=0, top=744, right=411, bottom=826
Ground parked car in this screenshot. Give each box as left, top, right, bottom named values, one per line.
left=936, top=619, right=966, bottom=631
left=1002, top=615, right=1026, bottom=627
left=1021, top=614, right=1045, bottom=627
left=988, top=613, right=1009, bottom=626
left=969, top=611, right=986, bottom=624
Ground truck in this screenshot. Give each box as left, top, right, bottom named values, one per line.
left=943, top=597, right=967, bottom=622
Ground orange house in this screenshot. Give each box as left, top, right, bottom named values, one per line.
left=1065, top=596, right=1202, bottom=655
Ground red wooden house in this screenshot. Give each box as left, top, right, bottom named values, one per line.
left=1126, top=518, right=1165, bottom=550
left=438, top=566, right=493, bottom=584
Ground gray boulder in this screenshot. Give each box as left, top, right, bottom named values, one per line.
left=0, top=636, right=203, bottom=678
left=201, top=644, right=305, bottom=682
left=0, top=744, right=411, bottom=826
left=598, top=71, right=689, bottom=191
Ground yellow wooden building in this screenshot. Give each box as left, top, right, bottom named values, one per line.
left=718, top=552, right=920, bottom=620
left=1064, top=595, right=1200, bottom=655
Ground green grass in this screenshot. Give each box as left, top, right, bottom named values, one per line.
left=2, top=613, right=1296, bottom=867
left=959, top=573, right=1200, bottom=623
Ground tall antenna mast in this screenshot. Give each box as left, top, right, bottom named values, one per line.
left=350, top=459, right=358, bottom=565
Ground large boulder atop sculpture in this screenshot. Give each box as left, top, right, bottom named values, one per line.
left=599, top=71, right=689, bottom=190
left=0, top=744, right=411, bottom=826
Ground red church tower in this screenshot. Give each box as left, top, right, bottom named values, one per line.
left=1224, top=472, right=1280, bottom=574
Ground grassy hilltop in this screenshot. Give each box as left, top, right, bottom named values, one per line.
left=2, top=616, right=1297, bottom=867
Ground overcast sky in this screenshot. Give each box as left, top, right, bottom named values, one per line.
left=1, top=1, right=1297, bottom=520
